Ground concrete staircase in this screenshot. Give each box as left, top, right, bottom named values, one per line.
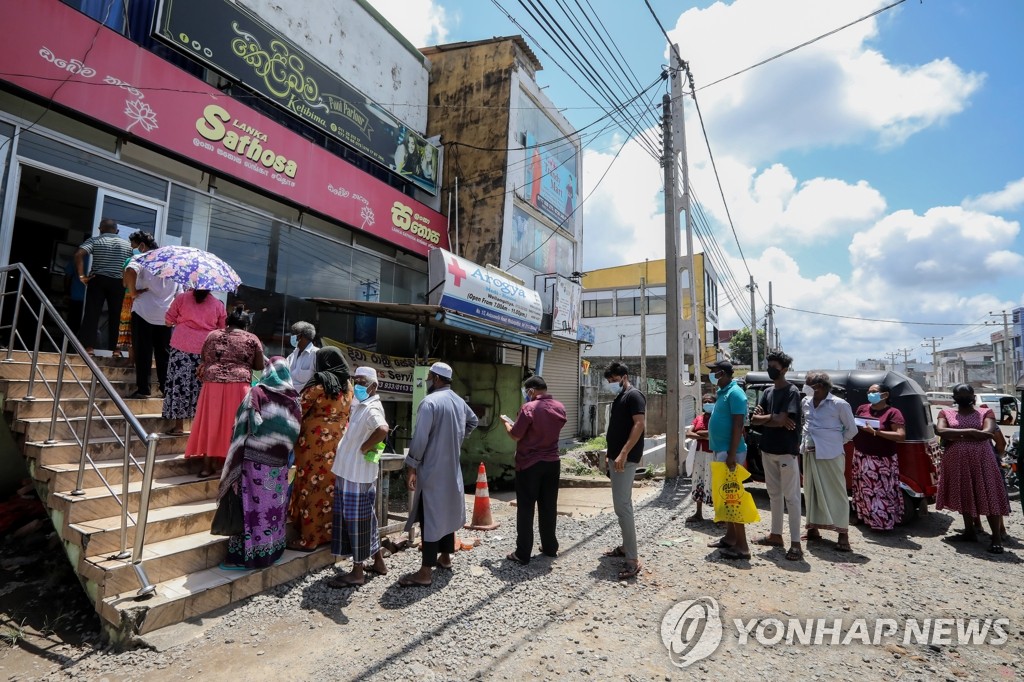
left=4, top=350, right=334, bottom=642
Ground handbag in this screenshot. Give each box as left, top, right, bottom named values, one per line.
left=710, top=462, right=761, bottom=524
left=210, top=487, right=244, bottom=536
left=684, top=439, right=698, bottom=476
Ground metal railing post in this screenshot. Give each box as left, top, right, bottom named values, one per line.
left=0, top=271, right=8, bottom=347
left=131, top=434, right=159, bottom=597
left=70, top=374, right=98, bottom=496
left=5, top=274, right=24, bottom=361
left=45, top=337, right=70, bottom=444
left=24, top=301, right=47, bottom=400
left=113, top=420, right=132, bottom=560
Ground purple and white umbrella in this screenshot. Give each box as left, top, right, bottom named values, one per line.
left=133, top=245, right=241, bottom=292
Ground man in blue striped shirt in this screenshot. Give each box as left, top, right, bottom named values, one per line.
left=75, top=219, right=133, bottom=354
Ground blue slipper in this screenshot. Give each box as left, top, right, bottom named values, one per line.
left=219, top=562, right=249, bottom=571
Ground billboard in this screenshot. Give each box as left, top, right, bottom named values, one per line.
left=428, top=249, right=543, bottom=333
left=520, top=96, right=579, bottom=227
left=154, top=0, right=440, bottom=195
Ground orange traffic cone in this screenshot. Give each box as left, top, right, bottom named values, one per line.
left=465, top=462, right=500, bottom=531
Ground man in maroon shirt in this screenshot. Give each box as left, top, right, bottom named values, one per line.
left=503, top=375, right=567, bottom=564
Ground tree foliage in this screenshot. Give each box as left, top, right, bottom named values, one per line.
left=728, top=327, right=767, bottom=366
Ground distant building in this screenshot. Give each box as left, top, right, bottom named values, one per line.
left=935, top=343, right=995, bottom=389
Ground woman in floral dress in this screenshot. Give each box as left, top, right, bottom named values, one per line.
left=851, top=383, right=906, bottom=530
left=684, top=392, right=716, bottom=523
left=287, top=346, right=352, bottom=550
left=935, top=383, right=1010, bottom=553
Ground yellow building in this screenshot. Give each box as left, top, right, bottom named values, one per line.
left=580, top=255, right=720, bottom=376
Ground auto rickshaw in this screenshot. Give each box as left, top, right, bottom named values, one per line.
left=740, top=369, right=939, bottom=525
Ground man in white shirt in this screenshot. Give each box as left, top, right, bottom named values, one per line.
left=286, top=321, right=318, bottom=388
left=329, top=366, right=389, bottom=587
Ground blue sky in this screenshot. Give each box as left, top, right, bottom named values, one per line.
left=367, top=0, right=1024, bottom=371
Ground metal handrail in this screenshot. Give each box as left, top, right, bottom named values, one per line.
left=0, top=263, right=157, bottom=597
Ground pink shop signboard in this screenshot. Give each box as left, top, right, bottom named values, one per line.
left=0, top=0, right=448, bottom=257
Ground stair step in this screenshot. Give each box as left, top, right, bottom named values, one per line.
left=52, top=473, right=217, bottom=527
left=100, top=548, right=336, bottom=635
left=68, top=498, right=218, bottom=558
left=16, top=413, right=178, bottom=441
left=83, top=530, right=229, bottom=597
left=1, top=350, right=90, bottom=366
left=40, top=452, right=193, bottom=492
left=0, top=377, right=135, bottom=400
left=10, top=396, right=162, bottom=420
left=23, top=433, right=189, bottom=466
left=0, top=360, right=147, bottom=382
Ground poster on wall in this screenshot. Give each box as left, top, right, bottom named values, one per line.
left=510, top=207, right=574, bottom=276
left=427, top=248, right=543, bottom=333
left=520, top=97, right=580, bottom=228
left=154, top=0, right=440, bottom=195
left=322, top=337, right=418, bottom=394
left=550, top=276, right=582, bottom=340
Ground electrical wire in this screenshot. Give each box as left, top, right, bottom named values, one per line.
left=772, top=304, right=991, bottom=327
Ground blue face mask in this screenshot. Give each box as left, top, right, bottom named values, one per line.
left=867, top=392, right=883, bottom=405
left=132, top=248, right=141, bottom=255
left=522, top=388, right=531, bottom=402
left=353, top=385, right=369, bottom=402
left=289, top=334, right=299, bottom=348
left=609, top=381, right=623, bottom=395
left=703, top=402, right=715, bottom=413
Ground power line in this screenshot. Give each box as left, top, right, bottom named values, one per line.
left=773, top=304, right=990, bottom=327
left=697, top=0, right=910, bottom=92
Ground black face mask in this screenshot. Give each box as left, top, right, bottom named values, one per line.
left=767, top=367, right=782, bottom=380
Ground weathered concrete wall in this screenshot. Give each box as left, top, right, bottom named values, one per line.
left=241, top=0, right=430, bottom=132
left=422, top=41, right=517, bottom=267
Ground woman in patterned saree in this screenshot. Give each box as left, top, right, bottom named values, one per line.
left=218, top=357, right=302, bottom=570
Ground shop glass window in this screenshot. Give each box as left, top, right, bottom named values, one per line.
left=583, top=298, right=613, bottom=318
left=647, top=296, right=667, bottom=315
left=206, top=200, right=272, bottom=290
left=18, top=132, right=166, bottom=200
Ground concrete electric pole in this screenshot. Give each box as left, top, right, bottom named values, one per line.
left=922, top=337, right=943, bottom=389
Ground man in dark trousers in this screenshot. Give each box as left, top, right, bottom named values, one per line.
left=601, top=361, right=646, bottom=580
left=74, top=218, right=132, bottom=353
left=503, top=375, right=567, bottom=565
left=750, top=350, right=804, bottom=561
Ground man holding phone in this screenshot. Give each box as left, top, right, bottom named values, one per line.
left=503, top=375, right=566, bottom=565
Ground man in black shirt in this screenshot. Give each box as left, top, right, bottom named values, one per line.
left=602, top=361, right=646, bottom=580
left=750, top=350, right=803, bottom=561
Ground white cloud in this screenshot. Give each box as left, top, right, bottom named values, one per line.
left=668, top=0, right=985, bottom=163
left=963, top=177, right=1024, bottom=213
left=365, top=0, right=449, bottom=46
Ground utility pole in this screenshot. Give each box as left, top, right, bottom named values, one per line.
left=747, top=276, right=758, bottom=369
left=619, top=334, right=626, bottom=359
left=990, top=310, right=1013, bottom=394
left=767, top=281, right=774, bottom=354
left=661, top=91, right=682, bottom=479
left=680, top=62, right=703, bottom=417
left=639, top=276, right=647, bottom=394
left=922, top=337, right=942, bottom=389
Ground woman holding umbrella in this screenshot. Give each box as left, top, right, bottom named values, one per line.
left=187, top=306, right=264, bottom=478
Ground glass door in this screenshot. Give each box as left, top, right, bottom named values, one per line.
left=92, top=189, right=165, bottom=243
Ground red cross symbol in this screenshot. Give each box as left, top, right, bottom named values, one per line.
left=447, top=257, right=468, bottom=286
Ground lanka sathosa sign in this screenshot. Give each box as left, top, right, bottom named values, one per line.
left=154, top=0, right=441, bottom=195
left=427, top=248, right=544, bottom=334
left=0, top=0, right=448, bottom=258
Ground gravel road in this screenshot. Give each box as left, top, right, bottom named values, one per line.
left=3, top=478, right=1022, bottom=681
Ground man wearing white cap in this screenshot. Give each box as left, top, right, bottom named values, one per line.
left=400, top=362, right=479, bottom=587
left=328, top=366, right=389, bottom=587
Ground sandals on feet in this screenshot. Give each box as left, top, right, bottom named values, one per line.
left=197, top=470, right=214, bottom=479
left=327, top=575, right=364, bottom=588
left=398, top=573, right=432, bottom=588
left=988, top=542, right=1005, bottom=554
left=684, top=513, right=703, bottom=524
left=506, top=551, right=529, bottom=565
left=720, top=549, right=752, bottom=561
left=707, top=538, right=732, bottom=548
left=835, top=541, right=853, bottom=553
left=617, top=562, right=642, bottom=580
left=603, top=546, right=626, bottom=557
left=754, top=536, right=785, bottom=547
left=363, top=563, right=388, bottom=576
left=785, top=546, right=804, bottom=561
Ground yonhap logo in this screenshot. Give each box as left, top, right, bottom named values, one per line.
left=660, top=597, right=723, bottom=667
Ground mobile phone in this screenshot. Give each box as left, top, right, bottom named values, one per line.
left=500, top=414, right=513, bottom=425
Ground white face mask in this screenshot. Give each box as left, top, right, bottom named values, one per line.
left=703, top=402, right=714, bottom=413
left=803, top=384, right=814, bottom=397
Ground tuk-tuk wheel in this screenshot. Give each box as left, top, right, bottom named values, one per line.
left=899, top=491, right=923, bottom=526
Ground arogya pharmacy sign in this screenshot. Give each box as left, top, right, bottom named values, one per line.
left=427, top=248, right=544, bottom=333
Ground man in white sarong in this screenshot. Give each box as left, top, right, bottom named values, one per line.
left=400, top=362, right=478, bottom=587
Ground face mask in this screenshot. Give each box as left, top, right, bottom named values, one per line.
left=867, top=392, right=883, bottom=405
left=703, top=403, right=714, bottom=413
left=353, top=385, right=369, bottom=402
left=132, top=248, right=141, bottom=255
left=609, top=381, right=623, bottom=395
left=767, top=367, right=782, bottom=381
left=289, top=334, right=299, bottom=348
left=521, top=388, right=530, bottom=402
left=803, top=384, right=814, bottom=397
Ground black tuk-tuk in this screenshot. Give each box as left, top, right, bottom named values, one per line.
left=740, top=369, right=939, bottom=524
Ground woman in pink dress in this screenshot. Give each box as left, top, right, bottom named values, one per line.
left=851, top=383, right=906, bottom=531
left=935, top=383, right=1010, bottom=553
left=163, top=290, right=226, bottom=435
left=185, top=307, right=264, bottom=478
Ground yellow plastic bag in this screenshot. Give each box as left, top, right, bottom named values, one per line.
left=710, top=462, right=761, bottom=524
